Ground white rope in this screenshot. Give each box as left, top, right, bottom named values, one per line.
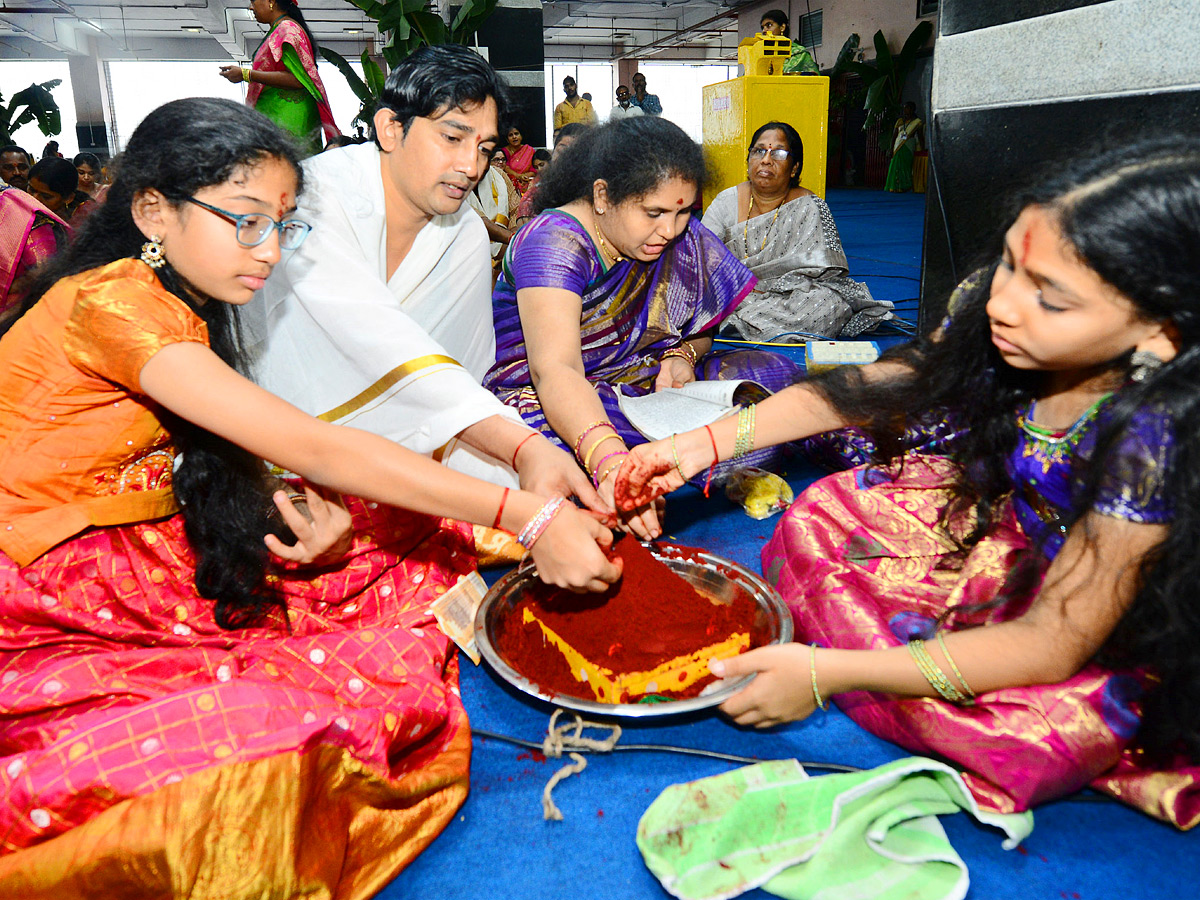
left=539, top=709, right=622, bottom=821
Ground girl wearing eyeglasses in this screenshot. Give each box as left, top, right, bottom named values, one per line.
left=0, top=98, right=618, bottom=895
left=701, top=120, right=892, bottom=341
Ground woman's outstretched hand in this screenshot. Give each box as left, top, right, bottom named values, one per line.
left=613, top=440, right=689, bottom=512
left=712, top=644, right=817, bottom=728
left=264, top=485, right=354, bottom=567
left=530, top=504, right=624, bottom=592
left=598, top=466, right=661, bottom=541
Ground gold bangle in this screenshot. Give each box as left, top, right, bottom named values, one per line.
left=662, top=342, right=698, bottom=367
left=596, top=458, right=626, bottom=485
left=809, top=643, right=828, bottom=710
left=935, top=630, right=975, bottom=700
left=907, top=639, right=970, bottom=704
left=573, top=420, right=614, bottom=458
left=581, top=433, right=622, bottom=473
left=669, top=433, right=687, bottom=481
left=242, top=66, right=253, bottom=83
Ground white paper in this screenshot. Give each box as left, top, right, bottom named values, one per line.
left=616, top=380, right=770, bottom=441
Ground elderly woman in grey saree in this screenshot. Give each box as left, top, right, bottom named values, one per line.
left=701, top=122, right=893, bottom=340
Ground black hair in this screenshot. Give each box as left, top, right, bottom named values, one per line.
left=3, top=98, right=305, bottom=631
left=73, top=152, right=101, bottom=170
left=533, top=149, right=551, bottom=163
left=371, top=43, right=510, bottom=145
left=0, top=144, right=29, bottom=160
left=41, top=140, right=59, bottom=159
left=275, top=0, right=319, bottom=57
left=748, top=121, right=804, bottom=188
left=812, top=138, right=1200, bottom=761
left=553, top=122, right=590, bottom=148
left=29, top=157, right=78, bottom=198
left=534, top=116, right=707, bottom=212
left=761, top=8, right=789, bottom=33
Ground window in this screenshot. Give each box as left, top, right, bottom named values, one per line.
left=799, top=10, right=823, bottom=48
left=918, top=0, right=939, bottom=17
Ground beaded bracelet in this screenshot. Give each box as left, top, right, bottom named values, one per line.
left=516, top=495, right=567, bottom=550
left=809, top=643, right=829, bottom=711
left=573, top=421, right=614, bottom=458
left=907, top=639, right=972, bottom=704
left=733, top=404, right=757, bottom=458
left=592, top=450, right=629, bottom=486
left=581, top=433, right=623, bottom=474
left=935, top=630, right=975, bottom=700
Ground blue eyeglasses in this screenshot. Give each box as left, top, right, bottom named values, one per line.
left=187, top=197, right=312, bottom=250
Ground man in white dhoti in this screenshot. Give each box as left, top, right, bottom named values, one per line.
left=245, top=44, right=598, bottom=504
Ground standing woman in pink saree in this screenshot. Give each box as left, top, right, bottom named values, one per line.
left=502, top=125, right=537, bottom=195
left=219, top=0, right=339, bottom=154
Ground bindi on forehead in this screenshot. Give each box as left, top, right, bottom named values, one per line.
left=1020, top=227, right=1032, bottom=267
left=676, top=197, right=685, bottom=205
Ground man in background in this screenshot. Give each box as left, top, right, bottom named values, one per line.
left=552, top=76, right=596, bottom=137
left=609, top=85, right=644, bottom=121
left=629, top=72, right=662, bottom=116
left=0, top=146, right=32, bottom=191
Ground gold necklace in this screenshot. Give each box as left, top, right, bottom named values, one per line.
left=594, top=217, right=626, bottom=264
left=743, top=191, right=782, bottom=258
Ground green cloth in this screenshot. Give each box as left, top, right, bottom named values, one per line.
left=253, top=42, right=324, bottom=154
left=782, top=45, right=819, bottom=75
left=637, top=756, right=1034, bottom=900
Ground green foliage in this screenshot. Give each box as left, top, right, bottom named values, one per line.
left=339, top=0, right=498, bottom=68
left=0, top=80, right=62, bottom=145
left=319, top=47, right=388, bottom=131
left=830, top=20, right=933, bottom=138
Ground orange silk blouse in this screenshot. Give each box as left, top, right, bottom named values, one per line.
left=0, top=258, right=208, bottom=565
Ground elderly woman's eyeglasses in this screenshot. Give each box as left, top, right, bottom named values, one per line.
left=749, top=148, right=791, bottom=162
left=187, top=198, right=312, bottom=250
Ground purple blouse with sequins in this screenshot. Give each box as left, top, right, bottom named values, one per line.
left=1007, top=399, right=1175, bottom=558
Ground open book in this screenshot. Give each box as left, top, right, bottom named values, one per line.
left=616, top=380, right=772, bottom=441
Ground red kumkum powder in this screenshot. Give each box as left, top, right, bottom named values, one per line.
left=494, top=537, right=764, bottom=703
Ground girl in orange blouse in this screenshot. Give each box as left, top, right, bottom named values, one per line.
left=0, top=98, right=618, bottom=896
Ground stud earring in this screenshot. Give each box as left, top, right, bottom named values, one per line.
left=1130, top=349, right=1164, bottom=383
left=140, top=236, right=166, bottom=269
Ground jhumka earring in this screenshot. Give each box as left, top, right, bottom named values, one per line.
left=1130, top=349, right=1164, bottom=383
left=140, top=236, right=166, bottom=269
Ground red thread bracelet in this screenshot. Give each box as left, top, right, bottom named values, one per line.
left=511, top=432, right=538, bottom=470
left=492, top=487, right=510, bottom=529
left=703, top=424, right=718, bottom=498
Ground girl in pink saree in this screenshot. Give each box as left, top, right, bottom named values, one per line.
left=615, top=140, right=1200, bottom=830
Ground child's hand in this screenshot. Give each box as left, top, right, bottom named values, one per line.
left=265, top=486, right=353, bottom=567
left=712, top=644, right=816, bottom=727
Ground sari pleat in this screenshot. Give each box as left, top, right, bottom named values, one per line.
left=763, top=457, right=1200, bottom=828
left=0, top=498, right=476, bottom=893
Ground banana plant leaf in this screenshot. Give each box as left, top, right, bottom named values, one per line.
left=362, top=52, right=386, bottom=98
left=319, top=47, right=370, bottom=101
left=5, top=80, right=62, bottom=138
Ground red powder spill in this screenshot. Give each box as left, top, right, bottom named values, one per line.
left=1018, top=846, right=1029, bottom=856
left=493, top=537, right=763, bottom=703
left=597, top=809, right=604, bottom=818
left=516, top=751, right=546, bottom=763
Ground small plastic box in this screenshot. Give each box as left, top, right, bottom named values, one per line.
left=804, top=340, right=880, bottom=374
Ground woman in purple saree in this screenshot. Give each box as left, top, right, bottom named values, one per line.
left=483, top=117, right=801, bottom=536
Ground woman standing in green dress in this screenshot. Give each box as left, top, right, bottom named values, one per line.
left=219, top=0, right=339, bottom=154
left=885, top=102, right=923, bottom=193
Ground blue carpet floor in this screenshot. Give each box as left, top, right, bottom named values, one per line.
left=387, top=190, right=1197, bottom=899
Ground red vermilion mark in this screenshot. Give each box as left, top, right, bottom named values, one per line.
left=597, top=809, right=604, bottom=818
left=677, top=197, right=686, bottom=205
left=1020, top=226, right=1032, bottom=267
